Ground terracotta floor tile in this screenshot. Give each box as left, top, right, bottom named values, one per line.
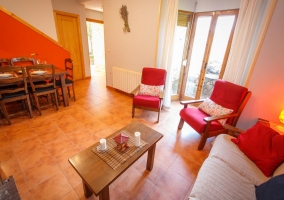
left=0, top=146, right=14, bottom=162
left=0, top=132, right=10, bottom=148
left=1, top=158, right=21, bottom=177
left=19, top=191, right=32, bottom=200
left=44, top=135, right=75, bottom=156
left=134, top=158, right=168, bottom=185
left=33, top=122, right=60, bottom=135
left=8, top=129, right=36, bottom=145
left=38, top=129, right=65, bottom=144
left=66, top=130, right=93, bottom=144
left=17, top=147, right=52, bottom=172
left=144, top=186, right=172, bottom=200
left=12, top=136, right=43, bottom=159
left=155, top=145, right=179, bottom=167
left=60, top=190, right=80, bottom=200
left=53, top=145, right=81, bottom=170
left=156, top=168, right=192, bottom=200
left=23, top=158, right=61, bottom=190
left=77, top=135, right=100, bottom=150
left=169, top=155, right=201, bottom=183
left=29, top=172, right=72, bottom=200
left=116, top=168, right=154, bottom=199
left=62, top=166, right=82, bottom=188
left=13, top=172, right=29, bottom=195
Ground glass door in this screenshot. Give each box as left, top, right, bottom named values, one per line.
left=181, top=10, right=238, bottom=100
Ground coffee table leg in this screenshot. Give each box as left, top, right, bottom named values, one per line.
left=146, top=143, right=156, bottom=171
left=83, top=181, right=93, bottom=198
left=99, top=186, right=110, bottom=200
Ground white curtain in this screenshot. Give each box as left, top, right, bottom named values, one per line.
left=157, top=0, right=179, bottom=108
left=223, top=0, right=277, bottom=86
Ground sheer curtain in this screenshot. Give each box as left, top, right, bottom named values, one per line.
left=223, top=0, right=277, bottom=86
left=156, top=0, right=178, bottom=108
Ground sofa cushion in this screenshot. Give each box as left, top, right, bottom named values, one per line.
left=198, top=98, right=233, bottom=125
left=189, top=157, right=257, bottom=200
left=255, top=174, right=284, bottom=200
left=210, top=134, right=269, bottom=185
left=133, top=95, right=160, bottom=108
left=231, top=123, right=284, bottom=177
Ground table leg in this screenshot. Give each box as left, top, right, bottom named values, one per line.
left=99, top=186, right=110, bottom=200
left=59, top=74, right=69, bottom=106
left=83, top=181, right=93, bottom=198
left=146, top=143, right=156, bottom=171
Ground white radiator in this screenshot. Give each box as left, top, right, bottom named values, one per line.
left=112, top=67, right=142, bottom=93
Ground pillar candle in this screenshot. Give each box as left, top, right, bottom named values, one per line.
left=134, top=132, right=140, bottom=147
left=100, top=139, right=107, bottom=150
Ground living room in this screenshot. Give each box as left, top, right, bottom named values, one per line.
left=0, top=0, right=284, bottom=199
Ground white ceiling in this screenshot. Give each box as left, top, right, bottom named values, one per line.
left=79, top=0, right=103, bottom=12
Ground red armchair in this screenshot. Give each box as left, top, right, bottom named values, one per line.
left=132, top=67, right=167, bottom=123
left=178, top=80, right=251, bottom=150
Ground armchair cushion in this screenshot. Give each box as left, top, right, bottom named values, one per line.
left=198, top=98, right=233, bottom=125
left=133, top=95, right=160, bottom=109
left=138, top=83, right=164, bottom=97
left=180, top=108, right=223, bottom=133
left=231, top=122, right=284, bottom=177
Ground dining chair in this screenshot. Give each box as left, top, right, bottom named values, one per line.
left=0, top=66, right=33, bottom=125
left=131, top=67, right=167, bottom=123
left=56, top=58, right=75, bottom=105
left=26, top=64, right=59, bottom=115
left=11, top=57, right=35, bottom=66
left=0, top=58, right=11, bottom=66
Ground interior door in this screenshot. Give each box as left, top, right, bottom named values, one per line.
left=181, top=10, right=238, bottom=100
left=54, top=10, right=84, bottom=80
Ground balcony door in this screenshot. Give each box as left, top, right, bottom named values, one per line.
left=181, top=10, right=238, bottom=100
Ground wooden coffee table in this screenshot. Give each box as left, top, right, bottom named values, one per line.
left=68, top=121, right=163, bottom=200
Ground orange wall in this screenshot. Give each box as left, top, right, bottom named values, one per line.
left=0, top=10, right=70, bottom=69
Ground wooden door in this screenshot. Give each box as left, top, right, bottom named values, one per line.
left=54, top=10, right=84, bottom=80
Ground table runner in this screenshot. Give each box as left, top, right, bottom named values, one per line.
left=92, top=130, right=148, bottom=170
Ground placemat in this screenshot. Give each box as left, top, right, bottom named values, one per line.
left=92, top=130, right=148, bottom=170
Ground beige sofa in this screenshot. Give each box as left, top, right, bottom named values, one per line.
left=189, top=134, right=284, bottom=200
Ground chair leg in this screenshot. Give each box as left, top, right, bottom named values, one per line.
left=53, top=92, right=59, bottom=111
left=132, top=106, right=135, bottom=118
left=0, top=101, right=11, bottom=125
left=178, top=118, right=184, bottom=130
left=26, top=96, right=33, bottom=118
left=198, top=133, right=208, bottom=150
left=34, top=94, right=42, bottom=116
left=67, top=87, right=71, bottom=98
left=56, top=88, right=61, bottom=106
left=72, top=84, right=76, bottom=101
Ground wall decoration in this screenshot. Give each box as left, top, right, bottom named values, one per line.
left=119, top=5, right=130, bottom=32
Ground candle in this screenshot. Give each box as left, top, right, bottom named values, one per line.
left=134, top=132, right=140, bottom=147
left=100, top=139, right=107, bottom=150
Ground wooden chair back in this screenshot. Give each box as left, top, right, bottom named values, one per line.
left=10, top=57, right=35, bottom=66
left=64, top=58, right=74, bottom=83
left=0, top=58, right=10, bottom=66
left=26, top=64, right=56, bottom=92
left=0, top=66, right=28, bottom=99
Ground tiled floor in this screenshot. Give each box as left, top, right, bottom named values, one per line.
left=0, top=71, right=214, bottom=200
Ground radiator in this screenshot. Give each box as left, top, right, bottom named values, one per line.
left=112, top=67, right=142, bottom=93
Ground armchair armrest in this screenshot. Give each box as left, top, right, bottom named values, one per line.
left=223, top=124, right=244, bottom=137
left=131, top=85, right=140, bottom=96
left=180, top=99, right=205, bottom=108
left=203, top=113, right=239, bottom=122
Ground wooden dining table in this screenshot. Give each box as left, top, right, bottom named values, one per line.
left=0, top=66, right=70, bottom=107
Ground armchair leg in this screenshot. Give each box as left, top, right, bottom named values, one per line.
left=198, top=133, right=208, bottom=150
left=178, top=118, right=184, bottom=130
left=132, top=106, right=135, bottom=118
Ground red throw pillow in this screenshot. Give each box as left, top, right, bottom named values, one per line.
left=231, top=122, right=284, bottom=177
